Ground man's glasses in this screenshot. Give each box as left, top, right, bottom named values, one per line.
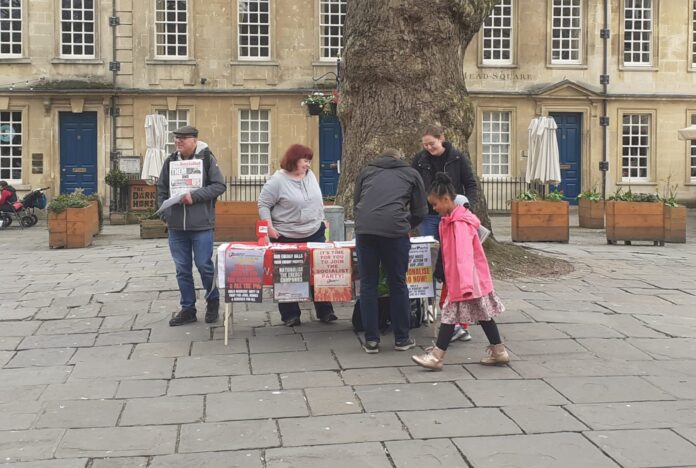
left=174, top=135, right=194, bottom=140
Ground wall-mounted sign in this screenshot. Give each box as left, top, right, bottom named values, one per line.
left=129, top=182, right=157, bottom=211
left=119, top=156, right=141, bottom=174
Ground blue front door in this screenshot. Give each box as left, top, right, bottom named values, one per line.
left=60, top=112, right=98, bottom=195
left=318, top=114, right=342, bottom=197
left=549, top=112, right=582, bottom=204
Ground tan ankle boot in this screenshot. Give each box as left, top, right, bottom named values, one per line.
left=480, top=343, right=510, bottom=366
left=412, top=347, right=446, bottom=370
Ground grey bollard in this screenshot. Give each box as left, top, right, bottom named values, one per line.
left=344, top=220, right=355, bottom=241
left=324, top=205, right=345, bottom=242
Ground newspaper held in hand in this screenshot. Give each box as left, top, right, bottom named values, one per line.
left=154, top=192, right=184, bottom=216
left=155, top=158, right=204, bottom=216
left=477, top=225, right=491, bottom=243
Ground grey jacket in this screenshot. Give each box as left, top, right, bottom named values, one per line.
left=354, top=156, right=428, bottom=238
left=156, top=141, right=226, bottom=231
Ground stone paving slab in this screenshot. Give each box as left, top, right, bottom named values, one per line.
left=178, top=420, right=279, bottom=452
left=148, top=451, right=263, bottom=468
left=545, top=376, right=674, bottom=403
left=90, top=458, right=147, bottom=468
left=18, top=334, right=97, bottom=350
left=35, top=319, right=103, bottom=335
left=398, top=407, right=520, bottom=438
left=69, top=345, right=133, bottom=363
left=585, top=429, right=696, bottom=468
left=576, top=338, right=654, bottom=361
left=642, top=376, right=696, bottom=399
left=115, top=380, right=168, bottom=399
left=130, top=341, right=191, bottom=359
left=0, top=460, right=88, bottom=468
left=456, top=379, right=569, bottom=406
left=69, top=358, right=174, bottom=381
left=0, top=401, right=41, bottom=430
left=56, top=426, right=177, bottom=458
left=453, top=432, right=620, bottom=468
left=250, top=350, right=339, bottom=374
left=277, top=413, right=410, bottom=446
left=0, top=366, right=72, bottom=387
left=175, top=354, right=250, bottom=378
left=40, top=381, right=119, bottom=401
left=0, top=428, right=65, bottom=462
left=36, top=400, right=123, bottom=429
left=501, top=405, right=589, bottom=433
left=280, top=370, right=343, bottom=389
left=167, top=376, right=230, bottom=395
left=305, top=386, right=361, bottom=416
left=0, top=385, right=44, bottom=403
left=120, top=395, right=204, bottom=425
left=341, top=367, right=406, bottom=385
left=95, top=331, right=150, bottom=346
left=206, top=389, right=309, bottom=421
left=567, top=400, right=696, bottom=430
left=385, top=439, right=467, bottom=467
left=265, top=442, right=392, bottom=468
left=355, top=382, right=472, bottom=412
left=7, top=348, right=76, bottom=368
left=248, top=334, right=307, bottom=353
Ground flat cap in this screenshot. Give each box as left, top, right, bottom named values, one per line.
left=173, top=125, right=199, bottom=137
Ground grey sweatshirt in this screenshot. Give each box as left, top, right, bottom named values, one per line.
left=258, top=169, right=325, bottom=238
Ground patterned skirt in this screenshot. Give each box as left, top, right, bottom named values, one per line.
left=441, top=291, right=505, bottom=325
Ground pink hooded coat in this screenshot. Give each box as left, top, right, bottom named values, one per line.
left=438, top=205, right=493, bottom=302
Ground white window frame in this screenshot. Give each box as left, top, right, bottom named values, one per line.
left=622, top=0, right=653, bottom=67
left=154, top=0, right=189, bottom=59
left=238, top=109, right=270, bottom=177
left=237, top=0, right=270, bottom=61
left=0, top=110, right=23, bottom=183
left=156, top=109, right=190, bottom=155
left=690, top=114, right=696, bottom=183
left=0, top=0, right=23, bottom=58
left=481, top=0, right=514, bottom=66
left=319, top=0, right=346, bottom=61
left=691, top=1, right=696, bottom=69
left=59, top=0, right=96, bottom=59
left=550, top=0, right=582, bottom=65
left=620, top=113, right=651, bottom=182
left=481, top=110, right=511, bottom=178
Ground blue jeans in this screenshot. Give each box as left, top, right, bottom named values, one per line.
left=417, top=214, right=441, bottom=240
left=356, top=234, right=411, bottom=343
left=271, top=223, right=334, bottom=322
left=168, top=228, right=219, bottom=310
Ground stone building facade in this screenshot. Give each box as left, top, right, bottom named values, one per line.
left=1, top=0, right=695, bottom=207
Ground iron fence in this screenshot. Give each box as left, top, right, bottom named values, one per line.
left=221, top=176, right=269, bottom=201
left=479, top=177, right=546, bottom=213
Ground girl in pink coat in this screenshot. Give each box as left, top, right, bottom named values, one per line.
left=412, top=173, right=509, bottom=370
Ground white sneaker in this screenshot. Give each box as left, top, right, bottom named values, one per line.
left=451, top=326, right=466, bottom=343
left=459, top=329, right=472, bottom=341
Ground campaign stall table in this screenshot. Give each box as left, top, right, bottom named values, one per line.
left=215, top=238, right=440, bottom=344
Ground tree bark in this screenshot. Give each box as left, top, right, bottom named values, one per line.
left=336, top=0, right=498, bottom=230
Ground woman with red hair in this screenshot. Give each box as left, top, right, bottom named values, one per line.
left=258, top=144, right=337, bottom=326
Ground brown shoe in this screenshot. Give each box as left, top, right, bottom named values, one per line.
left=411, top=346, right=446, bottom=370
left=480, top=343, right=510, bottom=366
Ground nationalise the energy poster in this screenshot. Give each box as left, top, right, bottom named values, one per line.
left=223, top=247, right=265, bottom=303
left=272, top=250, right=310, bottom=302
left=406, top=243, right=434, bottom=298
left=313, top=247, right=353, bottom=302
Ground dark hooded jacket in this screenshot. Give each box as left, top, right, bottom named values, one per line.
left=412, top=141, right=478, bottom=213
left=156, top=141, right=226, bottom=231
left=354, top=155, right=428, bottom=238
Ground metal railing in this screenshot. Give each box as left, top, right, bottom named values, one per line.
left=479, top=177, right=546, bottom=213
left=221, top=176, right=269, bottom=201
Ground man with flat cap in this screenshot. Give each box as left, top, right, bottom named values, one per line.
left=157, top=125, right=226, bottom=326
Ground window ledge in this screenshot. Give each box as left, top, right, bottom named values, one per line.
left=617, top=182, right=657, bottom=186
left=547, top=63, right=588, bottom=70
left=231, top=60, right=279, bottom=67
left=479, top=63, right=517, bottom=69
left=0, top=57, right=31, bottom=64
left=313, top=60, right=338, bottom=66
left=618, top=65, right=659, bottom=72
left=146, top=59, right=197, bottom=66
left=51, top=58, right=103, bottom=65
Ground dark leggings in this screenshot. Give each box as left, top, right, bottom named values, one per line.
left=435, top=319, right=502, bottom=351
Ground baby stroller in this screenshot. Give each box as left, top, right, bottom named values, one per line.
left=0, top=187, right=48, bottom=229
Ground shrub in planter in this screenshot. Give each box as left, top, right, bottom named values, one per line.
left=661, top=181, right=687, bottom=243
left=606, top=188, right=663, bottom=245
left=577, top=187, right=604, bottom=229
left=511, top=190, right=569, bottom=243
left=47, top=190, right=100, bottom=248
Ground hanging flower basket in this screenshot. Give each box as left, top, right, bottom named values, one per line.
left=301, top=91, right=337, bottom=117
left=306, top=103, right=324, bottom=116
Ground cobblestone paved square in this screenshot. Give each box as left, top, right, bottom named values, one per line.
left=1, top=211, right=694, bottom=467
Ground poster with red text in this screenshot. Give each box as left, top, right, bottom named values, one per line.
left=313, top=248, right=353, bottom=302
left=224, top=247, right=265, bottom=303
left=406, top=243, right=434, bottom=298
left=272, top=250, right=310, bottom=302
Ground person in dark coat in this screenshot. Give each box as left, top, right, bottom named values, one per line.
left=354, top=148, right=428, bottom=354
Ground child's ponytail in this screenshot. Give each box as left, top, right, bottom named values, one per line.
left=429, top=172, right=456, bottom=200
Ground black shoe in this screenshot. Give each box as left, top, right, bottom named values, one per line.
left=169, top=308, right=197, bottom=327
left=283, top=316, right=301, bottom=327
left=205, top=300, right=220, bottom=323
left=318, top=313, right=338, bottom=323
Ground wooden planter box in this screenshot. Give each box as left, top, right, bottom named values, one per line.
left=214, top=201, right=258, bottom=242
left=140, top=218, right=168, bottom=239
left=578, top=198, right=605, bottom=229
left=606, top=201, right=664, bottom=245
left=663, top=205, right=687, bottom=243
left=511, top=200, right=569, bottom=243
left=48, top=202, right=99, bottom=249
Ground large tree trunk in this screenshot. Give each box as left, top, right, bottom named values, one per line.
left=336, top=0, right=498, bottom=230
